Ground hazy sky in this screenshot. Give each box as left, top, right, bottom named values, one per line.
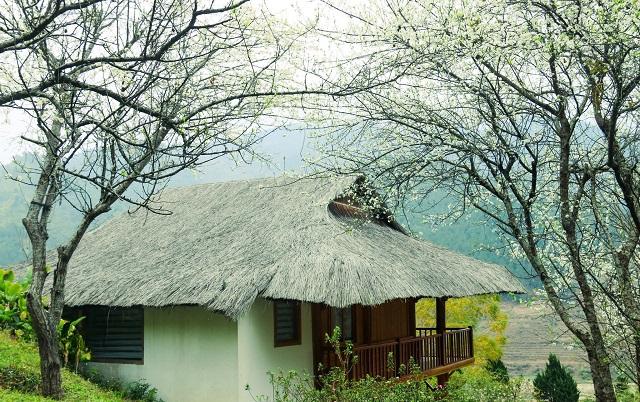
left=0, top=0, right=328, bottom=165
left=0, top=109, right=34, bottom=163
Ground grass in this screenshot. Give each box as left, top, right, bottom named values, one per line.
left=0, top=331, right=124, bottom=402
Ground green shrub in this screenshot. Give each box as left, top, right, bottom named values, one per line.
left=0, top=268, right=91, bottom=371
left=446, top=366, right=526, bottom=402
left=250, top=326, right=525, bottom=402
left=486, top=359, right=510, bottom=383
left=614, top=373, right=629, bottom=393
left=256, top=367, right=526, bottom=402
left=57, top=316, right=91, bottom=372
left=123, top=380, right=164, bottom=402
left=617, top=389, right=640, bottom=402
left=0, top=365, right=40, bottom=393
left=81, top=370, right=163, bottom=402
left=533, top=354, right=579, bottom=402
left=82, top=368, right=124, bottom=392
left=0, top=269, right=32, bottom=339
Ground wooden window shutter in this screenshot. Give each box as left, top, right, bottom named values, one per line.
left=84, top=306, right=144, bottom=363
left=273, top=300, right=301, bottom=347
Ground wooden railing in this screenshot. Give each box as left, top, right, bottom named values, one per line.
left=415, top=327, right=468, bottom=337
left=321, top=327, right=474, bottom=380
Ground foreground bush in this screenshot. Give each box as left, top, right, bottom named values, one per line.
left=0, top=268, right=91, bottom=371
left=251, top=366, right=526, bottom=402
left=485, top=359, right=510, bottom=384
left=533, top=354, right=579, bottom=402
left=249, top=327, right=526, bottom=402
left=82, top=370, right=164, bottom=402
left=0, top=330, right=122, bottom=401
left=0, top=269, right=32, bottom=339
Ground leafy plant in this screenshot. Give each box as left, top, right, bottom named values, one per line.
left=82, top=368, right=123, bottom=392
left=123, top=380, right=164, bottom=402
left=57, top=316, right=91, bottom=372
left=446, top=367, right=526, bottom=402
left=81, top=370, right=164, bottom=402
left=0, top=269, right=32, bottom=339
left=533, top=354, right=579, bottom=402
left=251, top=325, right=525, bottom=402
left=0, top=268, right=91, bottom=372
left=486, top=359, right=510, bottom=384
left=614, top=373, right=629, bottom=393
left=0, top=365, right=40, bottom=393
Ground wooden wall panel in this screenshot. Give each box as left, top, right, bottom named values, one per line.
left=370, top=300, right=403, bottom=341
left=312, top=299, right=417, bottom=376
left=370, top=299, right=414, bottom=342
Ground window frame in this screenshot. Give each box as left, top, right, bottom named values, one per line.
left=273, top=300, right=302, bottom=347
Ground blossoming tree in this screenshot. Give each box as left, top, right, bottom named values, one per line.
left=311, top=1, right=640, bottom=400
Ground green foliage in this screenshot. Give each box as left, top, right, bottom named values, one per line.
left=0, top=365, right=40, bottom=393
left=446, top=367, right=526, bottom=402
left=0, top=330, right=124, bottom=401
left=0, top=268, right=91, bottom=371
left=57, top=317, right=91, bottom=372
left=81, top=368, right=124, bottom=392
left=82, top=370, right=163, bottom=402
left=616, top=389, right=640, bottom=402
left=486, top=359, right=510, bottom=384
left=533, top=354, right=579, bottom=402
left=250, top=326, right=526, bottom=402
left=613, top=374, right=640, bottom=402
left=615, top=373, right=629, bottom=393
left=0, top=268, right=32, bottom=339
left=123, top=380, right=164, bottom=402
left=256, top=366, right=527, bottom=402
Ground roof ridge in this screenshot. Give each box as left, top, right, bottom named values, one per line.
left=160, top=173, right=359, bottom=194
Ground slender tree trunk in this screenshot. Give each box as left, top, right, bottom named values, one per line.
left=586, top=346, right=616, bottom=402
left=635, top=335, right=640, bottom=389
left=21, top=143, right=65, bottom=399
left=24, top=234, right=65, bottom=399
left=29, top=301, right=63, bottom=398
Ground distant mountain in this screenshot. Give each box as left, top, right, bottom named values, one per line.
left=405, top=212, right=536, bottom=289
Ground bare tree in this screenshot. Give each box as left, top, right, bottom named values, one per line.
left=0, top=0, right=101, bottom=54
left=1, top=0, right=352, bottom=397
left=310, top=0, right=640, bottom=400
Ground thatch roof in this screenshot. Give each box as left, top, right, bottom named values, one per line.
left=19, top=176, right=525, bottom=319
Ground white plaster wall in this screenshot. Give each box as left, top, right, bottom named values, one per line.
left=237, top=299, right=315, bottom=402
left=85, top=306, right=239, bottom=402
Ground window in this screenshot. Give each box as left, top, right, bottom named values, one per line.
left=331, top=307, right=354, bottom=341
left=84, top=306, right=144, bottom=363
left=273, top=300, right=301, bottom=347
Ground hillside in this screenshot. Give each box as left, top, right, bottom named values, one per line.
left=502, top=302, right=590, bottom=379
left=0, top=331, right=123, bottom=401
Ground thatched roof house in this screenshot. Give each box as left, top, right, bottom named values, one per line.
left=28, top=175, right=525, bottom=402
left=55, top=175, right=523, bottom=318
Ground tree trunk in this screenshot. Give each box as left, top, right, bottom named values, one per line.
left=586, top=347, right=616, bottom=402
left=26, top=293, right=64, bottom=399
left=22, top=159, right=65, bottom=399
left=37, top=339, right=62, bottom=399
left=34, top=319, right=62, bottom=398
left=635, top=335, right=640, bottom=389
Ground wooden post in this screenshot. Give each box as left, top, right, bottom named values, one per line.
left=436, top=297, right=449, bottom=386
